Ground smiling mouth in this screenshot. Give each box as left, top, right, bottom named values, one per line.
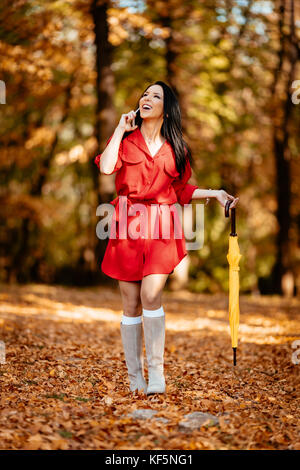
left=142, top=105, right=152, bottom=110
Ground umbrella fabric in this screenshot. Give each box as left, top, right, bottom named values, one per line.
left=226, top=236, right=242, bottom=360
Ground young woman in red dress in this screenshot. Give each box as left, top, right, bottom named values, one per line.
left=95, top=81, right=239, bottom=395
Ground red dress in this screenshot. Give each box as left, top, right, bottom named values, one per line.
left=94, top=127, right=198, bottom=281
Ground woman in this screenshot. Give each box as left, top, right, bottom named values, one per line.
left=94, top=81, right=239, bottom=395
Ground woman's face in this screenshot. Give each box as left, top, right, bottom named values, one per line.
left=139, top=85, right=164, bottom=120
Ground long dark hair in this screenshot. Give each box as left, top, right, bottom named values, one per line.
left=123, top=81, right=193, bottom=180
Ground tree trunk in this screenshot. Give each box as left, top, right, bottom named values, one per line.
left=271, top=0, right=298, bottom=295
left=91, top=0, right=118, bottom=282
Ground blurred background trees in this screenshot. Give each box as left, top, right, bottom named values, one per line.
left=0, top=0, right=299, bottom=296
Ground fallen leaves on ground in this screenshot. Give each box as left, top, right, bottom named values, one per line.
left=0, top=284, right=299, bottom=450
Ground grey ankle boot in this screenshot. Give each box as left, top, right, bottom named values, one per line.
left=120, top=322, right=147, bottom=393
left=143, top=315, right=166, bottom=394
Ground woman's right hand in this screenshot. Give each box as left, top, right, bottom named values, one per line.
left=117, top=110, right=138, bottom=133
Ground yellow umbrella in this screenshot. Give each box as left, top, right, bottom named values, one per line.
left=225, top=201, right=242, bottom=366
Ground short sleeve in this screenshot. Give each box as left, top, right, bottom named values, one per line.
left=171, top=154, right=198, bottom=205
left=94, top=134, right=123, bottom=174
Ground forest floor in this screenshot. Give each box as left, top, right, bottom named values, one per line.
left=0, top=283, right=299, bottom=450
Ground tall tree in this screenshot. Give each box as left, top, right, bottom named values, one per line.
left=90, top=0, right=118, bottom=281
left=270, top=0, right=299, bottom=295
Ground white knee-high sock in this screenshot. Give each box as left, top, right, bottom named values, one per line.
left=142, top=306, right=165, bottom=318
left=121, top=314, right=142, bottom=325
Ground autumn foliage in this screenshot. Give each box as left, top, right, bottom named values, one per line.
left=0, top=0, right=299, bottom=294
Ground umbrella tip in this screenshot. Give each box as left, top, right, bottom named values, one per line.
left=233, top=347, right=237, bottom=366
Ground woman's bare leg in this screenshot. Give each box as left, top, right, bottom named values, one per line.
left=140, top=274, right=169, bottom=308
left=118, top=280, right=142, bottom=317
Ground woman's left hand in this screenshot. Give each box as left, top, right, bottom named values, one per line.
left=215, top=189, right=239, bottom=209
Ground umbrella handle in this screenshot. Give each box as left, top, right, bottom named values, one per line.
left=225, top=200, right=237, bottom=236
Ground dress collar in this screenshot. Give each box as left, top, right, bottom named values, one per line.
left=126, top=126, right=171, bottom=159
